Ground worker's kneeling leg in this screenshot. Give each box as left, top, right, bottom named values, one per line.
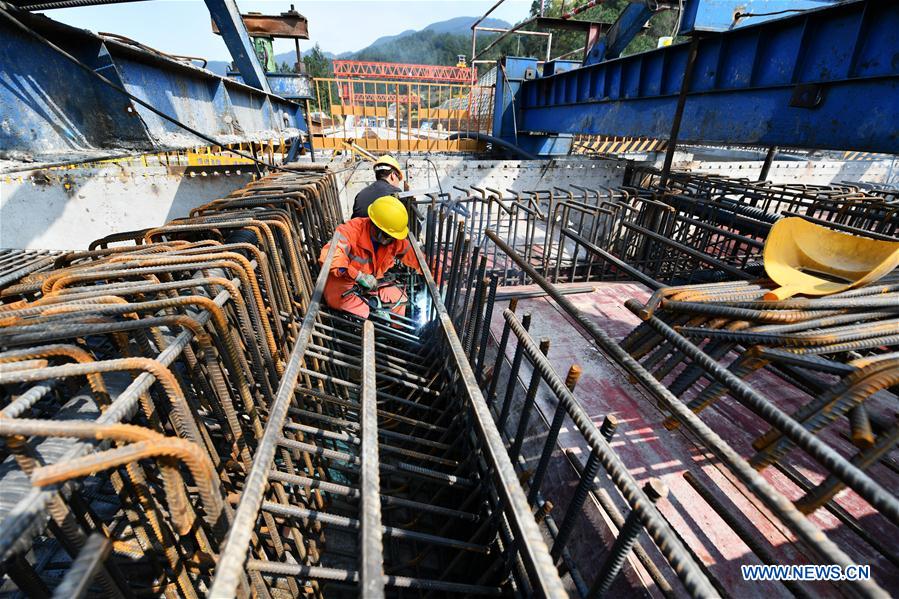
left=323, top=276, right=370, bottom=318
left=378, top=285, right=407, bottom=317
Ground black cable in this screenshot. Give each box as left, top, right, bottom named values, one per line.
left=19, top=0, right=147, bottom=10
left=498, top=62, right=518, bottom=145
left=422, top=156, right=444, bottom=194
left=447, top=132, right=539, bottom=160
left=0, top=2, right=300, bottom=173
left=734, top=8, right=809, bottom=19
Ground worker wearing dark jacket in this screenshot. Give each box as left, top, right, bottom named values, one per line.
left=351, top=155, right=404, bottom=219
left=320, top=196, right=421, bottom=319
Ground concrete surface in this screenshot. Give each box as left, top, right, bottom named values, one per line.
left=1, top=165, right=253, bottom=250
left=4, top=151, right=895, bottom=251
left=337, top=157, right=627, bottom=219
left=666, top=156, right=899, bottom=186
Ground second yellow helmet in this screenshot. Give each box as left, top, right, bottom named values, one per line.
left=372, top=155, right=403, bottom=180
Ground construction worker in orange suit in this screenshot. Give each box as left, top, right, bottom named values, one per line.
left=320, top=195, right=422, bottom=319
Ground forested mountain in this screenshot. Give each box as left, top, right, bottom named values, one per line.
left=278, top=16, right=510, bottom=72
left=210, top=3, right=680, bottom=76
left=295, top=1, right=680, bottom=73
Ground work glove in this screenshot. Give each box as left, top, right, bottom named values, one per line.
left=355, top=272, right=377, bottom=290
left=372, top=309, right=392, bottom=323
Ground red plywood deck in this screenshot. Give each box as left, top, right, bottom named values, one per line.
left=489, top=282, right=898, bottom=596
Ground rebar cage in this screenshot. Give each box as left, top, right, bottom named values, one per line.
left=1, top=160, right=897, bottom=597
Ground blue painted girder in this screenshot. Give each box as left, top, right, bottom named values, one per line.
left=518, top=0, right=899, bottom=153
left=681, top=0, right=842, bottom=33
left=0, top=8, right=306, bottom=166
left=229, top=73, right=314, bottom=100
left=584, top=2, right=656, bottom=65
left=204, top=0, right=271, bottom=93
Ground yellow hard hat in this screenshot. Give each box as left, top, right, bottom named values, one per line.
left=762, top=217, right=899, bottom=300
left=373, top=155, right=403, bottom=180
left=367, top=196, right=409, bottom=240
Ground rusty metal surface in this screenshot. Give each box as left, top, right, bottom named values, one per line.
left=1, top=162, right=896, bottom=598
left=434, top=170, right=898, bottom=597
left=480, top=276, right=898, bottom=595
left=0, top=162, right=570, bottom=597
left=0, top=166, right=342, bottom=597
left=211, top=10, right=309, bottom=39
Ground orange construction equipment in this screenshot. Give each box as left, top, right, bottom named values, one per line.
left=319, top=216, right=421, bottom=319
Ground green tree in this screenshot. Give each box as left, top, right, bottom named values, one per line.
left=304, top=44, right=333, bottom=112
left=521, top=0, right=682, bottom=61
left=303, top=43, right=332, bottom=78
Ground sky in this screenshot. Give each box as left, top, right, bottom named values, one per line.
left=43, top=0, right=533, bottom=61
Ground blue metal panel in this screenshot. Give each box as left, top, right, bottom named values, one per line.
left=492, top=57, right=538, bottom=145
left=518, top=0, right=899, bottom=153
left=227, top=90, right=276, bottom=135
left=517, top=134, right=573, bottom=156
left=0, top=17, right=152, bottom=161
left=585, top=2, right=655, bottom=64
left=210, top=79, right=238, bottom=131
left=542, top=60, right=581, bottom=76
left=263, top=74, right=313, bottom=100
left=491, top=58, right=572, bottom=156
left=116, top=56, right=234, bottom=141
left=203, top=0, right=271, bottom=93
left=681, top=0, right=841, bottom=33
left=229, top=73, right=313, bottom=100
left=0, top=8, right=305, bottom=166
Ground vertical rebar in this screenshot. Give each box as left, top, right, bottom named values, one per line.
left=440, top=213, right=454, bottom=293
left=551, top=415, right=619, bottom=561
left=425, top=203, right=437, bottom=267
left=509, top=338, right=550, bottom=461
left=474, top=276, right=499, bottom=375
left=528, top=365, right=582, bottom=505
left=568, top=450, right=676, bottom=598
left=588, top=478, right=668, bottom=598
left=498, top=312, right=532, bottom=427
left=485, top=297, right=518, bottom=395
left=444, top=225, right=467, bottom=314
left=465, top=278, right=490, bottom=357
left=458, top=246, right=483, bottom=331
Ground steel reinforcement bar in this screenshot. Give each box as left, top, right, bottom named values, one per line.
left=483, top=229, right=891, bottom=598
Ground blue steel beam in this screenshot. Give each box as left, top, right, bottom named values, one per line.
left=0, top=7, right=304, bottom=167
left=584, top=2, right=655, bottom=65
left=680, top=0, right=842, bottom=33
left=492, top=57, right=572, bottom=156
left=517, top=0, right=899, bottom=154
left=204, top=0, right=271, bottom=94
left=0, top=14, right=153, bottom=161
left=586, top=1, right=843, bottom=65
left=229, top=73, right=313, bottom=100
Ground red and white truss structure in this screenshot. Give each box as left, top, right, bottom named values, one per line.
left=332, top=60, right=473, bottom=83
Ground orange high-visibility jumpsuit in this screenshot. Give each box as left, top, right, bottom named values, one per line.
left=319, top=217, right=422, bottom=319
